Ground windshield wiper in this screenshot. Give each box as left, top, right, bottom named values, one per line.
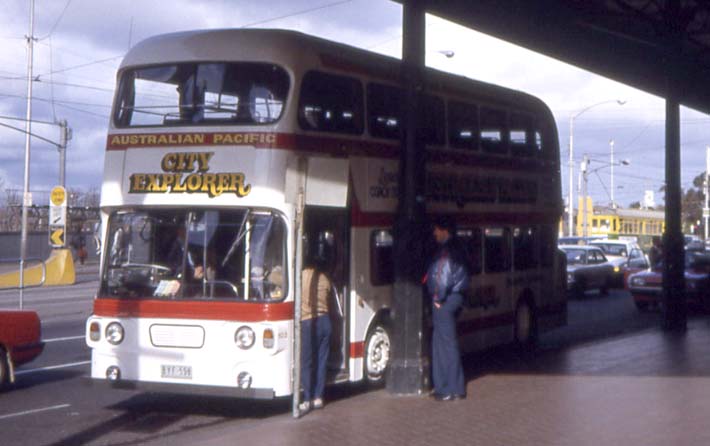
left=221, top=210, right=251, bottom=268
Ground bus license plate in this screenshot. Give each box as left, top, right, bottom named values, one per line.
left=161, top=365, right=192, bottom=379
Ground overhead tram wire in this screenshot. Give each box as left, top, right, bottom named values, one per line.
left=37, top=0, right=73, bottom=41
left=239, top=0, right=353, bottom=28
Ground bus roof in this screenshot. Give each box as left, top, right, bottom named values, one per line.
left=120, top=28, right=553, bottom=118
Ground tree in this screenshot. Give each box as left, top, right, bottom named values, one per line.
left=682, top=171, right=707, bottom=234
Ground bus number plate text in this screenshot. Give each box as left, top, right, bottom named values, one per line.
left=161, top=365, right=192, bottom=380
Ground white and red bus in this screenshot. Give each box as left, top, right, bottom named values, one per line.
left=86, top=29, right=566, bottom=399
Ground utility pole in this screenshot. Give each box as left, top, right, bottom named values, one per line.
left=19, top=0, right=35, bottom=309
left=610, top=139, right=615, bottom=208
left=581, top=155, right=589, bottom=238
left=705, top=146, right=709, bottom=240
left=58, top=119, right=71, bottom=188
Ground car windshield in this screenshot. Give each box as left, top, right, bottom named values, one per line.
left=563, top=248, right=586, bottom=265
left=114, top=62, right=289, bottom=127
left=100, top=208, right=287, bottom=301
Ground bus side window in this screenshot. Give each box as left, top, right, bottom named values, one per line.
left=480, top=107, right=508, bottom=155
left=367, top=83, right=403, bottom=140
left=448, top=100, right=479, bottom=151
left=457, top=228, right=482, bottom=275
left=370, top=230, right=394, bottom=286
left=540, top=226, right=555, bottom=268
left=298, top=71, right=364, bottom=134
left=484, top=227, right=511, bottom=273
left=513, top=226, right=539, bottom=270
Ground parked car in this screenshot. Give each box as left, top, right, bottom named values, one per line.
left=559, top=245, right=615, bottom=298
left=627, top=251, right=710, bottom=311
left=0, top=310, right=44, bottom=388
left=589, top=239, right=650, bottom=287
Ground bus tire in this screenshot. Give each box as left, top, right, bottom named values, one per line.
left=0, top=347, right=9, bottom=389
left=364, top=321, right=391, bottom=384
left=514, top=298, right=537, bottom=350
left=634, top=301, right=649, bottom=312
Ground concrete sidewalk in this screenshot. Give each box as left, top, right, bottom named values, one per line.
left=140, top=317, right=710, bottom=446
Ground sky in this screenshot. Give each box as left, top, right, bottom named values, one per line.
left=1, top=0, right=710, bottom=210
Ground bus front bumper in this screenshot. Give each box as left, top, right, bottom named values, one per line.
left=86, top=377, right=276, bottom=399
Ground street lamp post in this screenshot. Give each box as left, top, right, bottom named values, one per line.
left=568, top=100, right=626, bottom=236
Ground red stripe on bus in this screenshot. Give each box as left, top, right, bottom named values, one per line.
left=92, top=298, right=294, bottom=322
left=350, top=210, right=559, bottom=228
left=105, top=132, right=551, bottom=172
left=350, top=341, right=365, bottom=358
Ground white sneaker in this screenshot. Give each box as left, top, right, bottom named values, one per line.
left=298, top=401, right=311, bottom=412
left=313, top=398, right=324, bottom=409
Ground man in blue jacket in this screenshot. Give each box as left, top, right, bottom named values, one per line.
left=426, top=215, right=469, bottom=401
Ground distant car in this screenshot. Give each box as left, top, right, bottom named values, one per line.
left=558, top=236, right=605, bottom=246
left=559, top=245, right=614, bottom=298
left=0, top=310, right=44, bottom=388
left=627, top=251, right=710, bottom=311
left=589, top=239, right=650, bottom=287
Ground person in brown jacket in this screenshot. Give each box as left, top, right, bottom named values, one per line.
left=299, top=255, right=332, bottom=412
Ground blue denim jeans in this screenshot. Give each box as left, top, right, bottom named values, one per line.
left=301, top=314, right=332, bottom=401
left=431, top=293, right=465, bottom=396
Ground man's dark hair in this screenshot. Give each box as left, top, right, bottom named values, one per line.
left=432, top=215, right=456, bottom=234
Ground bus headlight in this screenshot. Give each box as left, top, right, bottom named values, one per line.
left=106, top=322, right=125, bottom=345
left=235, top=326, right=255, bottom=349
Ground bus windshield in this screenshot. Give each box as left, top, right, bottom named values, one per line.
left=101, top=209, right=287, bottom=301
left=114, top=62, right=289, bottom=127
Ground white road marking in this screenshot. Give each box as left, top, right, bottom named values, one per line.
left=0, top=404, right=71, bottom=421
left=43, top=335, right=85, bottom=343
left=15, top=360, right=91, bottom=376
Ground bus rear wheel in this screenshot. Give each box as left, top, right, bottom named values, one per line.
left=364, top=322, right=391, bottom=384
left=514, top=299, right=538, bottom=350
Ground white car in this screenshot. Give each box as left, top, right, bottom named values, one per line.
left=589, top=239, right=650, bottom=287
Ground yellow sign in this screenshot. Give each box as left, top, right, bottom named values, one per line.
left=50, top=227, right=65, bottom=247
left=129, top=151, right=251, bottom=198
left=50, top=186, right=66, bottom=206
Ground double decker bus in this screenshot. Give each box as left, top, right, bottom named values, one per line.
left=86, top=29, right=566, bottom=399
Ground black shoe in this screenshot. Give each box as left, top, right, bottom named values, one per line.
left=434, top=393, right=454, bottom=401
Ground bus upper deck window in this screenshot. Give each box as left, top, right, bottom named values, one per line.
left=480, top=107, right=508, bottom=155
left=367, top=83, right=403, bottom=140
left=448, top=100, right=479, bottom=151
left=510, top=113, right=535, bottom=157
left=114, top=62, right=289, bottom=128
left=298, top=71, right=363, bottom=134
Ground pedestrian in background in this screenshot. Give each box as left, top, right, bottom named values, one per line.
left=425, top=215, right=469, bottom=401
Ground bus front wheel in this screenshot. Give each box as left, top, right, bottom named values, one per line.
left=364, top=322, right=391, bottom=384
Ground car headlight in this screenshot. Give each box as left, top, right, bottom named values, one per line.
left=235, top=326, right=255, bottom=349
left=613, top=266, right=620, bottom=273
left=630, top=277, right=645, bottom=286
left=105, top=322, right=125, bottom=345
